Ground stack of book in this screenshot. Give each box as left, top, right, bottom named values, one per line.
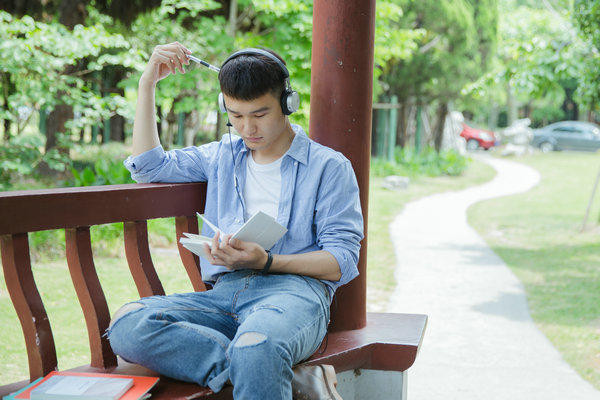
left=4, top=371, right=159, bottom=400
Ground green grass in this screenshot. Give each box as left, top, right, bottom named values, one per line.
left=0, top=158, right=496, bottom=385
left=366, top=158, right=496, bottom=311
left=468, top=151, right=600, bottom=390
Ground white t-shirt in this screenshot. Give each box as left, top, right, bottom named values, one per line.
left=243, top=152, right=282, bottom=220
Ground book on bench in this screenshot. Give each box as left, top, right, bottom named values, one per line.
left=179, top=211, right=287, bottom=260
left=13, top=372, right=159, bottom=400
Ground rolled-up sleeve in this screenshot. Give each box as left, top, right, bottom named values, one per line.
left=315, top=156, right=364, bottom=289
left=123, top=144, right=218, bottom=183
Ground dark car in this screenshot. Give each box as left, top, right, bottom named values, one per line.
left=531, top=121, right=600, bottom=152
left=460, top=123, right=497, bottom=150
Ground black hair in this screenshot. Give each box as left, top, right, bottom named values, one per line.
left=218, top=50, right=287, bottom=101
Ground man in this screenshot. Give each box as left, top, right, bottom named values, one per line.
left=107, top=41, right=363, bottom=399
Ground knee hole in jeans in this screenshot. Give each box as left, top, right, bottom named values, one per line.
left=108, top=302, right=145, bottom=330
left=234, top=332, right=267, bottom=347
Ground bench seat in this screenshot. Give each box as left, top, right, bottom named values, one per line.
left=0, top=183, right=426, bottom=399
left=1, top=313, right=426, bottom=399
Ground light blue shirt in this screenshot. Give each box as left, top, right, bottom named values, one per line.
left=124, top=125, right=363, bottom=297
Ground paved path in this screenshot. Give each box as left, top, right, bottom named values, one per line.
left=386, top=155, right=600, bottom=400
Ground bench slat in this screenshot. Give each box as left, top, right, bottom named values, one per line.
left=0, top=233, right=58, bottom=379
left=65, top=227, right=117, bottom=369
left=124, top=221, right=166, bottom=297
left=175, top=216, right=206, bottom=292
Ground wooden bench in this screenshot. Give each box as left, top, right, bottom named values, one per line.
left=0, top=183, right=427, bottom=399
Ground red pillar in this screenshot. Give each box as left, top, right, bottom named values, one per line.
left=310, top=0, right=376, bottom=331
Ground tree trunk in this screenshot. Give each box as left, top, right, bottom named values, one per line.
left=109, top=115, right=125, bottom=142
left=488, top=100, right=499, bottom=130
left=506, top=82, right=517, bottom=127
left=59, top=0, right=87, bottom=29
left=397, top=101, right=409, bottom=148
left=433, top=102, right=448, bottom=152
left=44, top=0, right=87, bottom=153
left=2, top=72, right=15, bottom=142
left=101, top=66, right=127, bottom=143
left=216, top=111, right=227, bottom=141
left=164, top=105, right=177, bottom=150
left=45, top=104, right=73, bottom=151
left=184, top=110, right=200, bottom=147
left=3, top=118, right=10, bottom=142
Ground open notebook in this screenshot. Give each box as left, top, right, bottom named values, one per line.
left=179, top=211, right=287, bottom=260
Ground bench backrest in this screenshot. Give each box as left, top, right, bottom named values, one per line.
left=0, top=183, right=206, bottom=381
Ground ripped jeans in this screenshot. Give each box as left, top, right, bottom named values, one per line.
left=107, top=270, right=330, bottom=399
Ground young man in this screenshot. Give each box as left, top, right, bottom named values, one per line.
left=107, top=42, right=363, bottom=399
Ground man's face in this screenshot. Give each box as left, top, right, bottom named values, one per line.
left=224, top=92, right=292, bottom=159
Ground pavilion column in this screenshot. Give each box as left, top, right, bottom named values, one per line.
left=310, top=0, right=376, bottom=331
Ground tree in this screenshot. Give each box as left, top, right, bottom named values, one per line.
left=380, top=0, right=498, bottom=151
left=462, top=0, right=591, bottom=128
left=0, top=10, right=139, bottom=184
left=1, top=0, right=437, bottom=160
left=573, top=0, right=600, bottom=118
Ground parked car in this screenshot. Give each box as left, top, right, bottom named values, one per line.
left=531, top=121, right=600, bottom=152
left=460, top=123, right=497, bottom=150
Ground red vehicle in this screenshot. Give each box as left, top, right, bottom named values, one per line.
left=460, top=123, right=497, bottom=150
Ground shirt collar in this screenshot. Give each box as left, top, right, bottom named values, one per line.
left=285, top=124, right=310, bottom=165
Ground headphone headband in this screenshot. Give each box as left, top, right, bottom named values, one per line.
left=221, top=48, right=290, bottom=79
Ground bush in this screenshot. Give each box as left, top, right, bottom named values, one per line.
left=69, top=143, right=135, bottom=186
left=70, top=159, right=134, bottom=186
left=371, top=146, right=470, bottom=178
left=0, top=133, right=71, bottom=190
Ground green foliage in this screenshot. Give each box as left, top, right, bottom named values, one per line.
left=531, top=106, right=565, bottom=126
left=383, top=0, right=497, bottom=106
left=0, top=133, right=71, bottom=189
left=463, top=1, right=599, bottom=123
left=573, top=0, right=600, bottom=49
left=0, top=11, right=140, bottom=138
left=371, top=147, right=470, bottom=177
left=69, top=142, right=134, bottom=186
left=29, top=230, right=66, bottom=261
left=573, top=0, right=600, bottom=110
left=70, top=158, right=134, bottom=186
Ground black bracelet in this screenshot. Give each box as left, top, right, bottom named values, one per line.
left=261, top=250, right=273, bottom=274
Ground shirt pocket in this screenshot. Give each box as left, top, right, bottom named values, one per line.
left=286, top=195, right=317, bottom=247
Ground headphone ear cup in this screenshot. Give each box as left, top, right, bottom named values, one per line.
left=218, top=92, right=227, bottom=113
left=281, top=89, right=300, bottom=115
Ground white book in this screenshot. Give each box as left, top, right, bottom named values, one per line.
left=179, top=211, right=287, bottom=260
left=29, top=375, right=133, bottom=400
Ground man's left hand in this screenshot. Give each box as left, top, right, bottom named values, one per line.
left=203, top=232, right=269, bottom=270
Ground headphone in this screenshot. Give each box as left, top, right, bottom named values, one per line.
left=217, top=48, right=300, bottom=115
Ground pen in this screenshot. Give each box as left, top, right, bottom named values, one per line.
left=187, top=55, right=221, bottom=73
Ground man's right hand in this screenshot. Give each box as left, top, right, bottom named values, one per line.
left=132, top=42, right=192, bottom=156
left=140, top=42, right=192, bottom=88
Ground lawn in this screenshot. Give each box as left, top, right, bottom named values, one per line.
left=468, top=151, right=600, bottom=390
left=0, top=157, right=496, bottom=385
